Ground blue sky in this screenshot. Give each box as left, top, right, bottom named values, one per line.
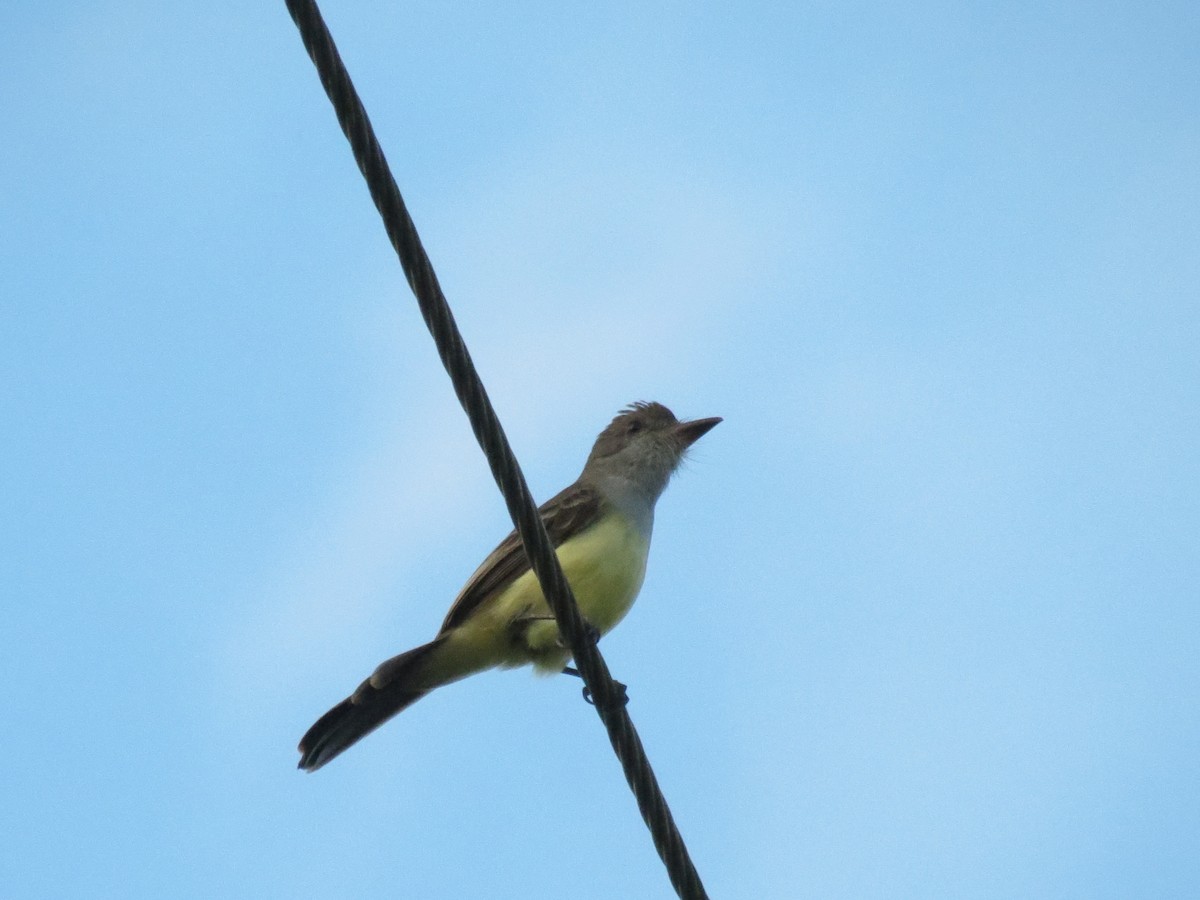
left=3, top=2, right=1198, bottom=897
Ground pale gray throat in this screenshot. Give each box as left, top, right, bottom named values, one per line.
left=591, top=473, right=658, bottom=541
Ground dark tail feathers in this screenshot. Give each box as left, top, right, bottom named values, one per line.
left=298, top=637, right=445, bottom=772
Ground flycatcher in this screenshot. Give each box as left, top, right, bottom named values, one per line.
left=298, top=401, right=720, bottom=771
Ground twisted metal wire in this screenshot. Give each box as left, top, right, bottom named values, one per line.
left=283, top=3, right=709, bottom=897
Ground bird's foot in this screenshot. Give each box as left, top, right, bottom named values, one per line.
left=560, top=665, right=628, bottom=708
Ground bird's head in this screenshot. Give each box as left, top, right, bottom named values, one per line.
left=583, top=401, right=721, bottom=501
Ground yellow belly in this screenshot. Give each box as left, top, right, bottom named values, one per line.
left=441, top=512, right=651, bottom=675
left=549, top=511, right=650, bottom=631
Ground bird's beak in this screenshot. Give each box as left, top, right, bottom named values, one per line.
left=673, top=416, right=722, bottom=448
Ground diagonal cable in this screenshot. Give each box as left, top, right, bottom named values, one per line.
left=283, top=2, right=709, bottom=897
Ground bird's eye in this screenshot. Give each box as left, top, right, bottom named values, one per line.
left=628, top=420, right=643, bottom=434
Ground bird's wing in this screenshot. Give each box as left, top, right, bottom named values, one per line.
left=437, top=480, right=604, bottom=634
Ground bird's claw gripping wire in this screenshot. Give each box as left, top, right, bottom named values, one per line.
left=561, top=665, right=629, bottom=709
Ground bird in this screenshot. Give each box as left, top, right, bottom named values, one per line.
left=297, top=401, right=720, bottom=771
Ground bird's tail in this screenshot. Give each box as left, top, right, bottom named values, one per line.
left=298, top=636, right=448, bottom=772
